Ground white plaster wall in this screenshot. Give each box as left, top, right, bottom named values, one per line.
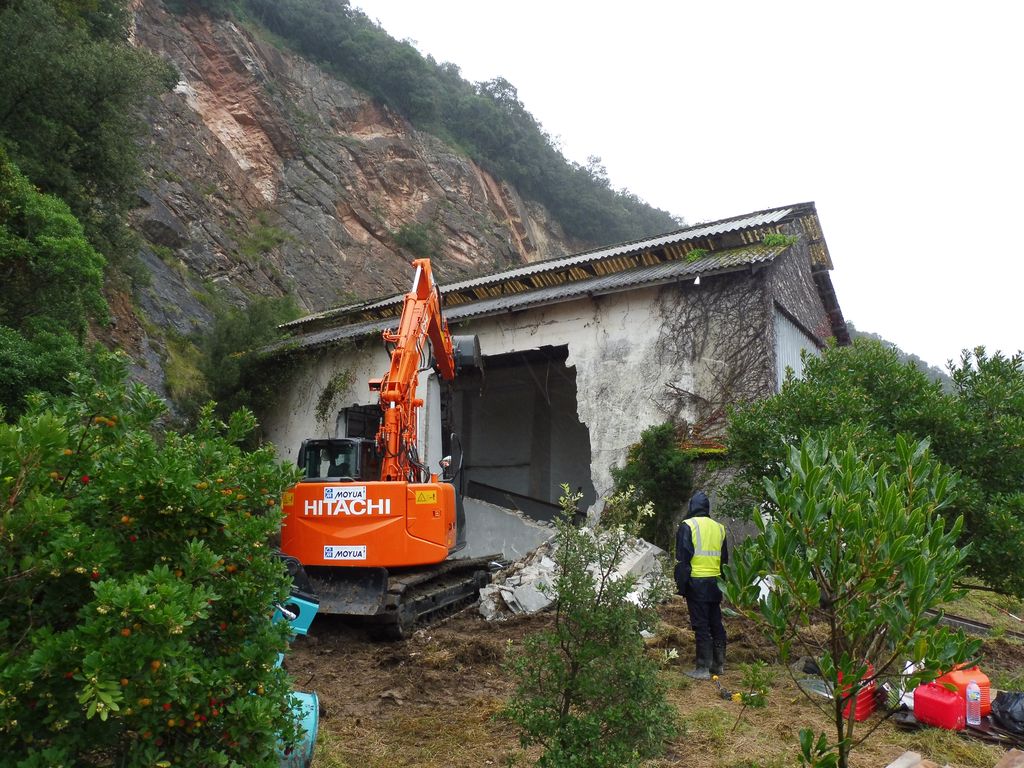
left=263, top=284, right=710, bottom=513
left=455, top=287, right=688, bottom=505
left=264, top=342, right=448, bottom=474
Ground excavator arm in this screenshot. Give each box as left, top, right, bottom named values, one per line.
left=370, top=259, right=456, bottom=482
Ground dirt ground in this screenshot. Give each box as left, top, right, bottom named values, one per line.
left=285, top=597, right=1024, bottom=768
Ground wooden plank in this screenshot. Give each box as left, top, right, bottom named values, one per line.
left=885, top=751, right=922, bottom=768
left=994, top=748, right=1024, bottom=768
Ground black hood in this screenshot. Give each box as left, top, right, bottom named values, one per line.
left=685, top=490, right=710, bottom=519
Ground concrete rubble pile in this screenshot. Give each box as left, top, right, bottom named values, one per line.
left=478, top=532, right=668, bottom=621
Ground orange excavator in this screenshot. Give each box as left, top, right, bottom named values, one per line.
left=278, top=259, right=491, bottom=638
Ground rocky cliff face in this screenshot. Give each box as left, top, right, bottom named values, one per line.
left=121, top=1, right=583, bottom=394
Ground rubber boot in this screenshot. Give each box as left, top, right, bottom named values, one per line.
left=711, top=642, right=726, bottom=675
left=685, top=638, right=713, bottom=680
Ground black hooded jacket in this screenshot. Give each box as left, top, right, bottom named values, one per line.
left=674, top=491, right=728, bottom=601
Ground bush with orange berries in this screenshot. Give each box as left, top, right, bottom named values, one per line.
left=0, top=353, right=304, bottom=766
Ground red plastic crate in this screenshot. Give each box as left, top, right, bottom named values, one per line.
left=839, top=663, right=877, bottom=722
left=914, top=682, right=966, bottom=730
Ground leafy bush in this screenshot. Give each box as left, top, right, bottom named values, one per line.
left=610, top=422, right=694, bottom=551
left=393, top=222, right=442, bottom=258
left=0, top=148, right=106, bottom=415
left=196, top=296, right=302, bottom=420
left=725, top=435, right=979, bottom=768
left=504, top=486, right=676, bottom=768
left=0, top=353, right=305, bottom=766
left=0, top=0, right=175, bottom=267
left=725, top=339, right=1024, bottom=596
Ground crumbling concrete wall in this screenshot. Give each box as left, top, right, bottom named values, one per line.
left=451, top=281, right=755, bottom=511
left=262, top=276, right=770, bottom=518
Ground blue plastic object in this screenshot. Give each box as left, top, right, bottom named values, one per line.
left=273, top=595, right=318, bottom=636
left=278, top=690, right=319, bottom=767
left=273, top=591, right=320, bottom=767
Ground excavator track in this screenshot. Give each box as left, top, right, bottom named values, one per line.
left=371, top=555, right=497, bottom=640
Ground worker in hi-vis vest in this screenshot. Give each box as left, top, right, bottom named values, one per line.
left=674, top=490, right=728, bottom=680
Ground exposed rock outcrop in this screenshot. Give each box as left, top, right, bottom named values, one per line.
left=128, top=0, right=584, bottom=361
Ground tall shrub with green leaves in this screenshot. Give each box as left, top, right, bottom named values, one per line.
left=197, top=296, right=301, bottom=420
left=725, top=339, right=1024, bottom=597
left=610, top=422, right=693, bottom=550
left=724, top=435, right=979, bottom=768
left=504, top=486, right=676, bottom=768
left=0, top=0, right=175, bottom=264
left=0, top=353, right=304, bottom=767
left=0, top=148, right=106, bottom=415
left=944, top=348, right=1024, bottom=595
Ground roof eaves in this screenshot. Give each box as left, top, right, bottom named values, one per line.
left=267, top=243, right=790, bottom=356
left=281, top=202, right=816, bottom=332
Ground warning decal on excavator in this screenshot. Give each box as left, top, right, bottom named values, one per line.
left=415, top=490, right=437, bottom=505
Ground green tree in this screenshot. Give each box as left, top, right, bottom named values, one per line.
left=610, top=422, right=694, bottom=550
left=0, top=352, right=305, bottom=766
left=944, top=348, right=1024, bottom=595
left=197, top=295, right=301, bottom=420
left=0, top=148, right=106, bottom=414
left=724, top=339, right=1024, bottom=596
left=724, top=435, right=979, bottom=768
left=504, top=486, right=676, bottom=768
left=0, top=0, right=175, bottom=263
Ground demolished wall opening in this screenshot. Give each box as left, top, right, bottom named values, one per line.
left=452, top=345, right=596, bottom=521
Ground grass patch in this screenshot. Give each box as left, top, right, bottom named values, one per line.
left=318, top=698, right=530, bottom=768
left=164, top=334, right=205, bottom=406
left=679, top=705, right=736, bottom=749
left=944, top=585, right=1024, bottom=635
left=901, top=725, right=1005, bottom=767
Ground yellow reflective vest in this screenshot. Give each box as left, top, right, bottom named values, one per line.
left=684, top=517, right=726, bottom=577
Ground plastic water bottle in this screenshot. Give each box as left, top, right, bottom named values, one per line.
left=966, top=680, right=982, bottom=726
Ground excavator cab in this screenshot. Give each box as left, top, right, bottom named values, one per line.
left=297, top=438, right=380, bottom=482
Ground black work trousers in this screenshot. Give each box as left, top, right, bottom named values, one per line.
left=687, top=599, right=726, bottom=646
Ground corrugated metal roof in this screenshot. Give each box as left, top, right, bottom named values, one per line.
left=269, top=243, right=788, bottom=354
left=282, top=203, right=805, bottom=329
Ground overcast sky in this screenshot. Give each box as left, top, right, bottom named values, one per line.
left=353, top=1, right=1022, bottom=370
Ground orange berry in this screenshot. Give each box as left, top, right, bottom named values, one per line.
left=63, top=448, right=73, bottom=456
left=120, top=627, right=131, bottom=637
left=150, top=660, right=162, bottom=672
left=120, top=678, right=129, bottom=687
left=139, top=698, right=152, bottom=707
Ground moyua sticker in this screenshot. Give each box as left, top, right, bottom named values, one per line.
left=323, top=485, right=366, bottom=502
left=323, top=545, right=367, bottom=561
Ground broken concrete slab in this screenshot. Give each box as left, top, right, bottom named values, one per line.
left=457, top=497, right=555, bottom=561
left=479, top=533, right=669, bottom=621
